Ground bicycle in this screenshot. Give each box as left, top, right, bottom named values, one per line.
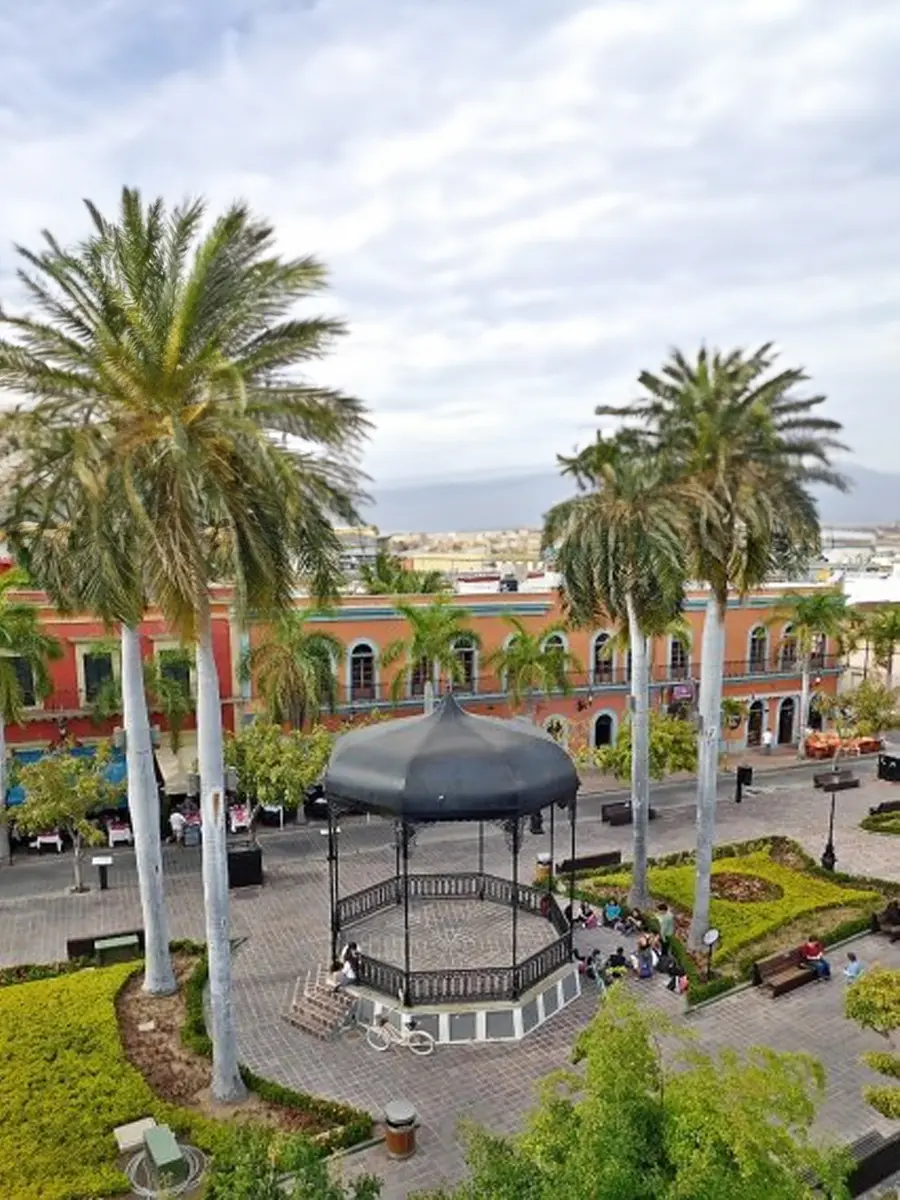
left=364, top=1012, right=435, bottom=1056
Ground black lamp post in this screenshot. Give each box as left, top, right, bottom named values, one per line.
left=818, top=770, right=860, bottom=871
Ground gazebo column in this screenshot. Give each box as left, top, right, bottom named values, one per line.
left=326, top=805, right=340, bottom=965
left=567, top=799, right=577, bottom=955
left=549, top=804, right=556, bottom=896
left=402, top=821, right=411, bottom=1005
left=477, top=821, right=485, bottom=898
left=511, top=820, right=520, bottom=1000
left=394, top=820, right=402, bottom=904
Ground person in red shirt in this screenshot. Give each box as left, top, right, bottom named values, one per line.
left=801, top=936, right=831, bottom=980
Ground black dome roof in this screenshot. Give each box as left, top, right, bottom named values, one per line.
left=324, top=693, right=579, bottom=821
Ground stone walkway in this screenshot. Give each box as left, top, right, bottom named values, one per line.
left=1, top=772, right=899, bottom=1197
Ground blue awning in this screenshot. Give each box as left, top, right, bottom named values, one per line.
left=6, top=746, right=128, bottom=809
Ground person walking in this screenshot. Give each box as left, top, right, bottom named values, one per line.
left=762, top=728, right=774, bottom=756
left=657, top=903, right=675, bottom=954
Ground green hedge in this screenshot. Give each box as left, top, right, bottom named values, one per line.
left=861, top=812, right=900, bottom=836
left=181, top=952, right=373, bottom=1151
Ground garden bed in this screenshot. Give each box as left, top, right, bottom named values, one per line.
left=862, top=811, right=900, bottom=836
left=578, top=837, right=891, bottom=1005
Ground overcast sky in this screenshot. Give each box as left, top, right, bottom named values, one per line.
left=2, top=0, right=898, bottom=485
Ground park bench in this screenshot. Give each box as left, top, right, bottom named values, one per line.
left=600, top=802, right=658, bottom=827
left=869, top=799, right=900, bottom=816
left=871, top=905, right=900, bottom=942
left=813, top=768, right=856, bottom=789
left=66, top=929, right=146, bottom=962
left=95, top=934, right=141, bottom=966
left=143, top=1124, right=188, bottom=1187
left=752, top=947, right=818, bottom=997
left=555, top=850, right=622, bottom=875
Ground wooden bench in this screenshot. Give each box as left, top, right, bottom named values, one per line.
left=143, top=1124, right=188, bottom=1187
left=871, top=907, right=900, bottom=942
left=752, top=947, right=818, bottom=997
left=67, top=929, right=146, bottom=963
left=813, top=768, right=855, bottom=789
left=600, top=802, right=658, bottom=827
left=869, top=799, right=900, bottom=816
left=95, top=934, right=141, bottom=966
left=556, top=850, right=622, bottom=875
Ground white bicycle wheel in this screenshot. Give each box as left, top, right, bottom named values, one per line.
left=407, top=1029, right=435, bottom=1056
left=366, top=1023, right=392, bottom=1052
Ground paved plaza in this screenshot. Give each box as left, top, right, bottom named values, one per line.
left=1, top=765, right=900, bottom=1197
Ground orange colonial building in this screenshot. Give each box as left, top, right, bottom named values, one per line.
left=2, top=563, right=842, bottom=770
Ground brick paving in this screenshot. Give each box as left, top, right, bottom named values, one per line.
left=1, top=769, right=900, bottom=1198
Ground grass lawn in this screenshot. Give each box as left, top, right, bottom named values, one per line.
left=862, top=811, right=900, bottom=836
left=583, top=842, right=881, bottom=969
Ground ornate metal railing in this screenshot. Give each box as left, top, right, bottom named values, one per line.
left=515, top=934, right=570, bottom=994
left=336, top=878, right=399, bottom=926
left=339, top=872, right=552, bottom=928
left=356, top=953, right=406, bottom=1002
left=408, top=873, right=483, bottom=900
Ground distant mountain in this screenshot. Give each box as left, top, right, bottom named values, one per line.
left=364, top=464, right=900, bottom=534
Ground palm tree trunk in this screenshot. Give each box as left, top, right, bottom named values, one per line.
left=121, top=624, right=176, bottom=995
left=196, top=611, right=247, bottom=1104
left=888, top=655, right=894, bottom=693
left=689, top=595, right=726, bottom=950
left=72, top=833, right=84, bottom=892
left=798, top=657, right=811, bottom=760
left=0, top=717, right=10, bottom=867
left=626, top=594, right=651, bottom=909
left=423, top=679, right=435, bottom=715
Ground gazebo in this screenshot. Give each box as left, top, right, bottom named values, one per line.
left=323, top=694, right=580, bottom=1007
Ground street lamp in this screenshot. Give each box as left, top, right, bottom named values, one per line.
left=817, top=769, right=860, bottom=871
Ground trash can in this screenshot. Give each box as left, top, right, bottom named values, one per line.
left=384, top=1100, right=417, bottom=1160
left=534, top=852, right=552, bottom=885
left=737, top=764, right=753, bottom=788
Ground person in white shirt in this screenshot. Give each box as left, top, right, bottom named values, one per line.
left=844, top=952, right=864, bottom=982
left=169, top=810, right=186, bottom=844
left=762, top=728, right=773, bottom=755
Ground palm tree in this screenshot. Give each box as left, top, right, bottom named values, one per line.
left=0, top=439, right=178, bottom=995
left=768, top=590, right=848, bottom=756
left=865, top=605, right=900, bottom=692
left=359, top=549, right=446, bottom=596
left=598, top=344, right=847, bottom=948
left=0, top=569, right=63, bottom=865
left=484, top=616, right=581, bottom=719
left=382, top=597, right=481, bottom=709
left=0, top=189, right=369, bottom=1101
left=544, top=437, right=690, bottom=906
left=243, top=611, right=343, bottom=727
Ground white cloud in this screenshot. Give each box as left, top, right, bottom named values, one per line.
left=1, top=0, right=898, bottom=484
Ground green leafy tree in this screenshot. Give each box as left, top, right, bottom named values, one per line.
left=545, top=436, right=691, bottom=906
left=415, top=988, right=848, bottom=1200
left=205, top=1127, right=381, bottom=1199
left=821, top=680, right=900, bottom=742
left=359, top=548, right=446, bottom=595
left=243, top=611, right=343, bottom=728
left=600, top=344, right=847, bottom=948
left=768, top=591, right=848, bottom=757
left=845, top=967, right=900, bottom=1120
left=0, top=188, right=369, bottom=1102
left=224, top=720, right=332, bottom=818
left=15, top=741, right=122, bottom=892
left=591, top=712, right=698, bottom=783
left=485, top=616, right=581, bottom=718
left=382, top=597, right=481, bottom=709
left=865, top=605, right=900, bottom=692
left=0, top=569, right=63, bottom=865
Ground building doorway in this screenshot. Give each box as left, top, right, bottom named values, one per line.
left=594, top=713, right=614, bottom=747
left=747, top=700, right=764, bottom=747
left=778, top=697, right=796, bottom=746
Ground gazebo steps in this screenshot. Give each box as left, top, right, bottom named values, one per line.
left=283, top=969, right=356, bottom=1041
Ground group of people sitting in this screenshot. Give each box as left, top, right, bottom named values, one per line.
left=565, top=898, right=646, bottom=936
left=570, top=900, right=685, bottom=993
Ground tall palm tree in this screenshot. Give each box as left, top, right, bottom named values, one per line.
left=0, top=189, right=369, bottom=1101
left=359, top=549, right=446, bottom=595
left=382, top=597, right=481, bottom=708
left=544, top=437, right=690, bottom=906
left=484, top=616, right=581, bottom=719
left=598, top=344, right=847, bottom=948
left=243, top=611, right=343, bottom=727
left=0, top=569, right=63, bottom=865
left=865, top=605, right=900, bottom=692
left=768, top=590, right=848, bottom=756
left=0, top=436, right=178, bottom=996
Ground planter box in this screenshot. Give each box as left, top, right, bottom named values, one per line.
left=227, top=843, right=263, bottom=888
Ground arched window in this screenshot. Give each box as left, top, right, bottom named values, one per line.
left=593, top=712, right=614, bottom=747
left=349, top=643, right=376, bottom=702
left=749, top=627, right=768, bottom=674
left=453, top=636, right=476, bottom=693
left=669, top=638, right=689, bottom=680
left=410, top=655, right=430, bottom=698
left=592, top=633, right=613, bottom=684
left=810, top=634, right=827, bottom=670
left=543, top=633, right=565, bottom=652
left=779, top=625, right=797, bottom=671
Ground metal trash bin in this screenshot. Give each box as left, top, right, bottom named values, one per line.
left=384, top=1099, right=417, bottom=1160
left=534, top=852, right=552, bottom=885
left=737, top=764, right=753, bottom=788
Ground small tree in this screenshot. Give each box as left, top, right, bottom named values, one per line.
left=590, top=712, right=698, bottom=781
left=821, top=680, right=900, bottom=743
left=205, top=1127, right=381, bottom=1199
left=224, top=720, right=333, bottom=840
left=16, top=741, right=123, bottom=892
left=845, top=966, right=900, bottom=1120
